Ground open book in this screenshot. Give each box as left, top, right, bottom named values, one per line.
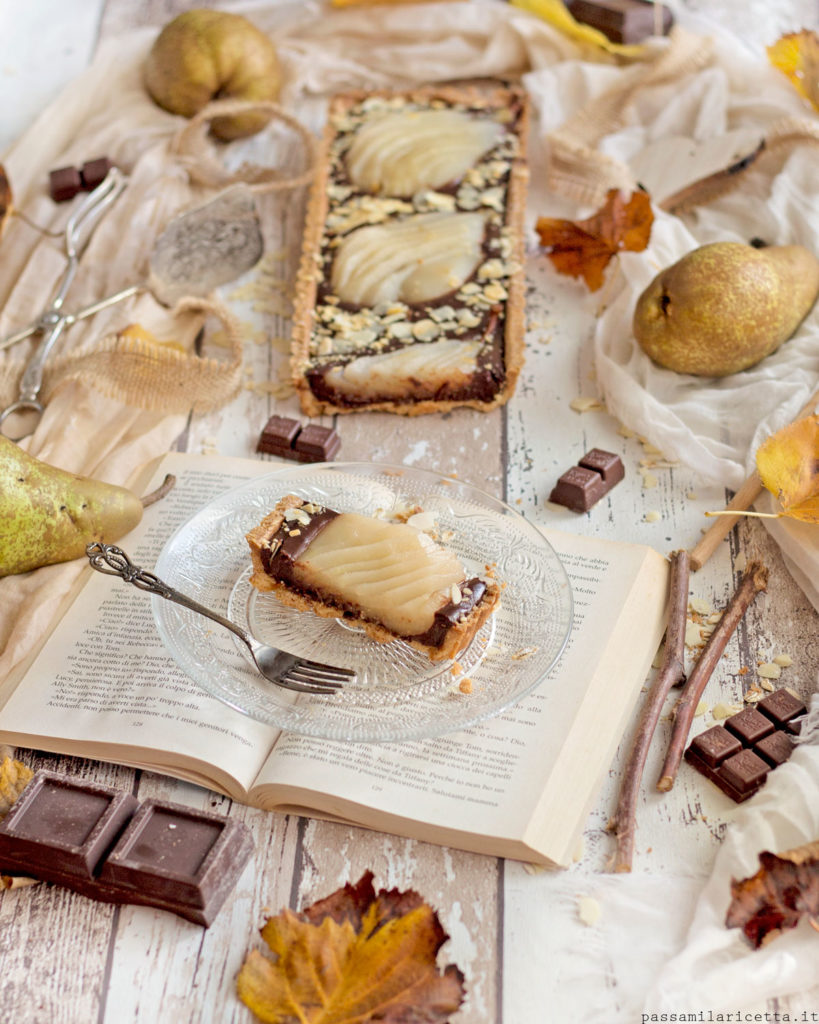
left=0, top=453, right=668, bottom=867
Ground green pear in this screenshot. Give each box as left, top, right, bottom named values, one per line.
left=0, top=438, right=144, bottom=576
left=144, top=9, right=281, bottom=141
left=633, top=242, right=819, bottom=376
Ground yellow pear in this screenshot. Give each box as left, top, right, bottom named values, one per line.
left=633, top=242, right=819, bottom=376
left=144, top=9, right=281, bottom=141
left=0, top=438, right=144, bottom=576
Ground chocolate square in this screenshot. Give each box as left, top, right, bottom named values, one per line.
left=719, top=749, right=770, bottom=797
left=579, top=448, right=625, bottom=485
left=754, top=730, right=795, bottom=768
left=80, top=157, right=114, bottom=191
left=0, top=771, right=137, bottom=880
left=49, top=165, right=82, bottom=202
left=724, top=707, right=775, bottom=745
left=549, top=465, right=607, bottom=512
left=566, top=0, right=673, bottom=44
left=257, top=414, right=302, bottom=456
left=687, top=725, right=742, bottom=769
left=757, top=689, right=806, bottom=727
left=293, top=423, right=341, bottom=463
left=100, top=799, right=253, bottom=925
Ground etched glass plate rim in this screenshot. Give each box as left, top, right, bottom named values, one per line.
left=152, top=461, right=573, bottom=742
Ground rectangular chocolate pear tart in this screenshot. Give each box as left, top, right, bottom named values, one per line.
left=290, top=83, right=530, bottom=416
left=246, top=495, right=501, bottom=661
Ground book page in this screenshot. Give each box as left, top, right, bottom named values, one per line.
left=0, top=453, right=280, bottom=797
left=251, top=532, right=668, bottom=865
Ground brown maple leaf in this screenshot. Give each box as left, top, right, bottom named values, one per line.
left=237, top=870, right=465, bottom=1023
left=726, top=840, right=819, bottom=948
left=535, top=188, right=654, bottom=291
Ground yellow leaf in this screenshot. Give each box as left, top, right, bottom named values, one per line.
left=0, top=756, right=33, bottom=820
left=756, top=414, right=819, bottom=524
left=511, top=0, right=650, bottom=59
left=767, top=30, right=819, bottom=112
left=237, top=871, right=465, bottom=1023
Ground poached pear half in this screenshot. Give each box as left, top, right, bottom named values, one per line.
left=633, top=241, right=819, bottom=376
left=0, top=437, right=144, bottom=576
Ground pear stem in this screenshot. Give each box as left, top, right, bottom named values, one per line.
left=140, top=473, right=176, bottom=508
left=703, top=509, right=781, bottom=520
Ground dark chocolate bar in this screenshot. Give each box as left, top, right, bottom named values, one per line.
left=257, top=414, right=340, bottom=462
left=549, top=448, right=624, bottom=512
left=684, top=688, right=806, bottom=802
left=566, top=0, right=674, bottom=44
left=0, top=771, right=252, bottom=926
left=80, top=157, right=115, bottom=191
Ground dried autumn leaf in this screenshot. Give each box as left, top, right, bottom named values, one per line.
left=0, top=756, right=33, bottom=819
left=237, top=870, right=465, bottom=1023
left=767, top=30, right=819, bottom=112
left=755, top=414, right=819, bottom=523
left=0, top=164, right=13, bottom=240
left=726, top=840, right=819, bottom=948
left=536, top=188, right=654, bottom=291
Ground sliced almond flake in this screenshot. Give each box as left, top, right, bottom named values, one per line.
left=758, top=662, right=782, bottom=680
left=686, top=491, right=698, bottom=500
left=690, top=597, right=712, bottom=615
left=572, top=836, right=585, bottom=863
left=617, top=424, right=636, bottom=438
left=577, top=896, right=602, bottom=927
left=773, top=654, right=793, bottom=667
left=706, top=611, right=723, bottom=624
left=644, top=510, right=662, bottom=523
left=640, top=469, right=659, bottom=489
left=640, top=441, right=665, bottom=455
left=760, top=679, right=775, bottom=692
left=694, top=700, right=708, bottom=717
left=712, top=702, right=743, bottom=720
left=744, top=690, right=762, bottom=703
left=570, top=396, right=605, bottom=413
left=684, top=621, right=703, bottom=647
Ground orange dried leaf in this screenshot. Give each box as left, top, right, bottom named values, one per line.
left=237, top=871, right=465, bottom=1023
left=0, top=756, right=33, bottom=820
left=755, top=414, right=819, bottom=523
left=726, top=839, right=819, bottom=948
left=535, top=188, right=654, bottom=291
left=767, top=30, right=819, bottom=111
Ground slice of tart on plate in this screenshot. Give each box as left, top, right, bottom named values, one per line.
left=246, top=495, right=500, bottom=662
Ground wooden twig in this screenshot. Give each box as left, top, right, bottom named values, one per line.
left=609, top=549, right=690, bottom=872
left=657, top=560, right=769, bottom=792
left=658, top=139, right=765, bottom=215
left=140, top=473, right=176, bottom=508
left=690, top=386, right=819, bottom=571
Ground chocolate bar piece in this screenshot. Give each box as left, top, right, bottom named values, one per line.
left=49, top=165, right=82, bottom=202
left=0, top=771, right=252, bottom=926
left=684, top=688, right=806, bottom=802
left=566, top=0, right=674, bottom=44
left=80, top=156, right=114, bottom=191
left=549, top=448, right=624, bottom=512
left=256, top=414, right=340, bottom=462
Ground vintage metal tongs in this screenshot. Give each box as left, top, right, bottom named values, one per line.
left=0, top=167, right=128, bottom=440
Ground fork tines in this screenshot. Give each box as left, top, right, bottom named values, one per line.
left=283, top=659, right=355, bottom=694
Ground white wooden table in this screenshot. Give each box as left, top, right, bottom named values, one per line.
left=1, top=2, right=818, bottom=1022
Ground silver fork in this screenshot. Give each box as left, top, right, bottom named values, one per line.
left=86, top=543, right=353, bottom=695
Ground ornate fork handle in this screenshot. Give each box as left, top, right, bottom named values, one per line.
left=85, top=542, right=250, bottom=644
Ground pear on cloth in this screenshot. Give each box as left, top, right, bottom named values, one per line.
left=632, top=241, right=819, bottom=376
left=0, top=437, right=144, bottom=576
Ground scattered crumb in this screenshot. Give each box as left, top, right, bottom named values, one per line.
left=738, top=666, right=749, bottom=675
left=773, top=654, right=793, bottom=667
left=450, top=662, right=463, bottom=677
left=757, top=662, right=782, bottom=680
left=458, top=678, right=473, bottom=694
left=511, top=645, right=539, bottom=661
left=577, top=895, right=602, bottom=927
left=570, top=396, right=605, bottom=413
left=644, top=510, right=661, bottom=523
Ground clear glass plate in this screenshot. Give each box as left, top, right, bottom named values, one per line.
left=153, top=462, right=573, bottom=742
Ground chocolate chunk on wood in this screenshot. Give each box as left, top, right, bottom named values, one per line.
left=566, top=0, right=674, bottom=44
left=49, top=165, right=82, bottom=202
left=549, top=449, right=624, bottom=512
left=0, top=770, right=252, bottom=926
left=256, top=414, right=340, bottom=463
left=684, top=688, right=804, bottom=802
